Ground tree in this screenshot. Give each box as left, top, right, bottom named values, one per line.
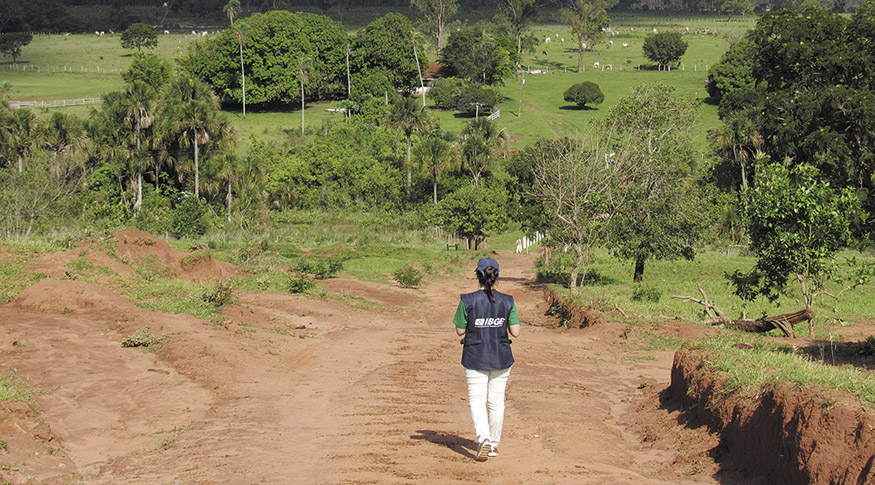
left=731, top=161, right=858, bottom=338
left=439, top=27, right=518, bottom=86
left=8, top=108, right=41, bottom=172
left=500, top=0, right=539, bottom=55
left=164, top=76, right=233, bottom=198
left=454, top=84, right=503, bottom=116
left=524, top=136, right=637, bottom=291
left=459, top=117, right=506, bottom=184
left=413, top=134, right=456, bottom=204
left=0, top=32, right=32, bottom=63
left=709, top=111, right=763, bottom=189
left=720, top=0, right=752, bottom=20
left=121, top=81, right=157, bottom=214
left=120, top=23, right=158, bottom=53
left=386, top=96, right=433, bottom=195
left=559, top=0, right=616, bottom=74
left=429, top=183, right=510, bottom=250
left=602, top=84, right=706, bottom=282
left=410, top=0, right=458, bottom=55
left=121, top=53, right=172, bottom=89
left=642, top=31, right=687, bottom=69
left=563, top=81, right=604, bottom=109
left=350, top=13, right=423, bottom=93
left=223, top=0, right=240, bottom=25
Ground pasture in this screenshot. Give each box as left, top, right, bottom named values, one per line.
left=0, top=12, right=755, bottom=150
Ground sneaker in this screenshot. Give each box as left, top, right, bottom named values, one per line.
left=475, top=440, right=492, bottom=461
left=488, top=447, right=499, bottom=458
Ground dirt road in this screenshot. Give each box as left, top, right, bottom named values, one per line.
left=1, top=245, right=756, bottom=484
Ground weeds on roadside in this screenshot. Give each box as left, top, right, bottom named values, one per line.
left=121, top=328, right=166, bottom=348
left=0, top=370, right=39, bottom=404
left=199, top=280, right=234, bottom=307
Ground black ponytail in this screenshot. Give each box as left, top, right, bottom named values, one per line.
left=476, top=266, right=498, bottom=303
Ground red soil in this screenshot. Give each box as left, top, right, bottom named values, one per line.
left=0, top=232, right=870, bottom=483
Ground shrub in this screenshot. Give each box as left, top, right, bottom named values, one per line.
left=121, top=328, right=166, bottom=348
left=171, top=195, right=208, bottom=239
left=200, top=280, right=234, bottom=307
left=631, top=286, right=662, bottom=302
left=429, top=78, right=463, bottom=110
left=291, top=256, right=344, bottom=279
left=288, top=272, right=315, bottom=293
left=392, top=263, right=424, bottom=288
left=564, top=82, right=605, bottom=109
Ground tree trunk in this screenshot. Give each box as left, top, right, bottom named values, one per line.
left=724, top=308, right=812, bottom=338
left=227, top=178, right=232, bottom=222
left=433, top=176, right=438, bottom=204
left=239, top=37, right=246, bottom=119
left=577, top=41, right=584, bottom=73
left=301, top=77, right=305, bottom=137
left=740, top=163, right=748, bottom=188
left=569, top=245, right=584, bottom=291
left=135, top=172, right=143, bottom=213
left=18, top=154, right=23, bottom=173
left=406, top=134, right=412, bottom=196
left=633, top=257, right=645, bottom=283
left=194, top=136, right=199, bottom=198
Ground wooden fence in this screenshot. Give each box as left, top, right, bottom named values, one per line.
left=9, top=98, right=102, bottom=109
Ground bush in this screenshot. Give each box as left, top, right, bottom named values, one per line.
left=291, top=256, right=343, bottom=279
left=429, top=78, right=463, bottom=110
left=121, top=328, right=166, bottom=348
left=392, top=263, right=424, bottom=288
left=564, top=82, right=604, bottom=109
left=171, top=195, right=208, bottom=239
left=288, top=272, right=315, bottom=293
left=631, top=286, right=662, bottom=302
left=200, top=280, right=234, bottom=307
left=535, top=251, right=616, bottom=287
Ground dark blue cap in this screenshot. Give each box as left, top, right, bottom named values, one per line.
left=476, top=257, right=499, bottom=274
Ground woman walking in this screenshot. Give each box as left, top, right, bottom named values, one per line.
left=453, top=257, right=521, bottom=461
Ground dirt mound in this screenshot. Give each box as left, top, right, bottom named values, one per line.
left=670, top=349, right=875, bottom=484
left=115, top=229, right=240, bottom=282
left=10, top=278, right=139, bottom=317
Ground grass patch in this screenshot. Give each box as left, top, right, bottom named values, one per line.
left=120, top=278, right=227, bottom=319
left=0, top=371, right=38, bottom=404
left=687, top=335, right=875, bottom=410
left=121, top=328, right=167, bottom=349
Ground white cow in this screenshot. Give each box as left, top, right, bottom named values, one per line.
left=545, top=36, right=551, bottom=43
left=622, top=42, right=630, bottom=47
left=593, top=61, right=600, bottom=68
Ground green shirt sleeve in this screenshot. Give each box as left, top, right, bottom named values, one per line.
left=453, top=300, right=468, bottom=329
left=454, top=300, right=519, bottom=328
left=509, top=303, right=520, bottom=326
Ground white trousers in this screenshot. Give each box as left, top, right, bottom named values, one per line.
left=464, top=367, right=511, bottom=447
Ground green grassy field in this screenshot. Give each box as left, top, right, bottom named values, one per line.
left=0, top=13, right=754, bottom=151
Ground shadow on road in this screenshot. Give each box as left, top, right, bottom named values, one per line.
left=411, top=430, right=478, bottom=459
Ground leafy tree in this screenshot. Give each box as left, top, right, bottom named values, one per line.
left=732, top=161, right=858, bottom=337
left=454, top=83, right=503, bottom=116
left=428, top=183, right=510, bottom=250
left=439, top=27, right=518, bottom=85
left=705, top=38, right=761, bottom=118
left=523, top=136, right=638, bottom=291
left=428, top=77, right=463, bottom=110
left=601, top=84, right=706, bottom=282
left=720, top=0, right=752, bottom=19
left=386, top=96, right=433, bottom=196
left=410, top=0, right=458, bottom=55
left=0, top=153, right=82, bottom=239
left=412, top=134, right=456, bottom=204
left=185, top=11, right=330, bottom=107
left=563, top=81, right=604, bottom=109
left=559, top=0, right=616, bottom=74
left=0, top=32, right=32, bottom=63
left=122, top=53, right=172, bottom=89
left=710, top=5, right=875, bottom=230
left=499, top=0, right=539, bottom=55
left=350, top=13, right=422, bottom=93
left=120, top=23, right=158, bottom=53
left=642, top=31, right=687, bottom=69
left=121, top=81, right=157, bottom=214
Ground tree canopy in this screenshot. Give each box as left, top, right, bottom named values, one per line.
left=439, top=27, right=518, bottom=86
left=642, top=31, right=687, bottom=68
left=564, top=82, right=604, bottom=109
left=0, top=32, right=32, bottom=63
left=120, top=23, right=158, bottom=53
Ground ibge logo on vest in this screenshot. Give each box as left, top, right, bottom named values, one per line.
left=474, top=317, right=506, bottom=328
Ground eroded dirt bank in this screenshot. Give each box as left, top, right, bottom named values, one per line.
left=670, top=349, right=875, bottom=484
left=0, top=232, right=866, bottom=483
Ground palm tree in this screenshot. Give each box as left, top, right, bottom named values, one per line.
left=386, top=97, right=433, bottom=195
left=121, top=81, right=157, bottom=213
left=297, top=57, right=311, bottom=137
left=8, top=108, right=42, bottom=173
left=223, top=0, right=240, bottom=25
left=234, top=21, right=249, bottom=120
left=412, top=135, right=455, bottom=204
left=710, top=112, right=763, bottom=188
left=460, top=117, right=506, bottom=184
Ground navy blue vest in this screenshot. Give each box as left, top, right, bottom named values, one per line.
left=460, top=289, right=515, bottom=371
